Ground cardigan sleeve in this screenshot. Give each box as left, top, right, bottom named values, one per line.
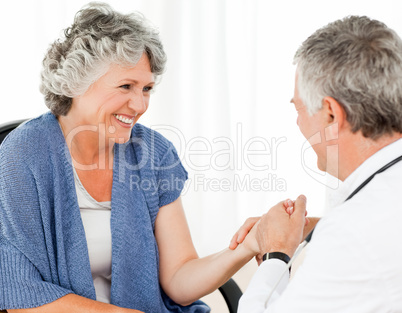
left=157, top=142, right=188, bottom=208
left=0, top=133, right=72, bottom=310
left=0, top=243, right=72, bottom=309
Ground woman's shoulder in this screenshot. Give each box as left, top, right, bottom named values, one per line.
left=131, top=123, right=175, bottom=157
left=0, top=112, right=61, bottom=157
left=3, top=111, right=58, bottom=138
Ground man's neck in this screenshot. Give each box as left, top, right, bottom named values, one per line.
left=336, top=132, right=402, bottom=181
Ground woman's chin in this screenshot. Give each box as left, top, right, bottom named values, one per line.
left=113, top=135, right=132, bottom=144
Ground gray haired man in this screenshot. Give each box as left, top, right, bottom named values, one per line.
left=239, top=16, right=402, bottom=312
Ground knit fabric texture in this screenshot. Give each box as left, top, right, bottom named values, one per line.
left=0, top=112, right=209, bottom=312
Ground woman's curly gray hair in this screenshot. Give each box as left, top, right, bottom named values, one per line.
left=294, top=16, right=402, bottom=139
left=40, top=2, right=167, bottom=116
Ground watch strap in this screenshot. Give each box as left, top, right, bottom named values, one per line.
left=262, top=252, right=291, bottom=264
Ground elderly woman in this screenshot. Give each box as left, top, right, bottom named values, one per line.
left=0, top=3, right=259, bottom=313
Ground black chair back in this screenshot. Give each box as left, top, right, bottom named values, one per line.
left=218, top=278, right=243, bottom=313
left=0, top=119, right=28, bottom=144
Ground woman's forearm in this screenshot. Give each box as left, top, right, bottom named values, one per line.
left=163, top=244, right=254, bottom=306
left=155, top=198, right=259, bottom=306
left=7, top=294, right=143, bottom=313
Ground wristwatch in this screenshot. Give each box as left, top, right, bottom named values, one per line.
left=262, top=252, right=291, bottom=264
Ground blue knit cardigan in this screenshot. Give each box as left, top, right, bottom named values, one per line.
left=0, top=112, right=209, bottom=312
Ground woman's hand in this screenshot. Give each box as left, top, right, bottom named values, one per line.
left=228, top=199, right=297, bottom=250
left=229, top=217, right=260, bottom=250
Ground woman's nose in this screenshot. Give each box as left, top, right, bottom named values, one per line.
left=128, top=93, right=147, bottom=114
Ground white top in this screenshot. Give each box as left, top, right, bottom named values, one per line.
left=238, top=138, right=402, bottom=313
left=73, top=168, right=112, bottom=304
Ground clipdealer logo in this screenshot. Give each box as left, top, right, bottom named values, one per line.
left=61, top=122, right=339, bottom=192
left=187, top=173, right=286, bottom=194
left=152, top=123, right=288, bottom=193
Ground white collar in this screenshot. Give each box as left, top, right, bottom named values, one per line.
left=327, top=138, right=402, bottom=209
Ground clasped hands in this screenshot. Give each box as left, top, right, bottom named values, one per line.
left=229, top=195, right=309, bottom=264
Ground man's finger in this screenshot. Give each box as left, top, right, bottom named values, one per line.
left=293, top=194, right=307, bottom=217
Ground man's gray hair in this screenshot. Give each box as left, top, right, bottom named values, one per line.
left=40, top=2, right=167, bottom=116
left=294, top=16, right=402, bottom=139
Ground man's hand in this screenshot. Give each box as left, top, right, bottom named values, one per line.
left=256, top=195, right=308, bottom=258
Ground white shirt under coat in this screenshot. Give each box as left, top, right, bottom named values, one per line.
left=73, top=167, right=112, bottom=304
left=238, top=138, right=402, bottom=312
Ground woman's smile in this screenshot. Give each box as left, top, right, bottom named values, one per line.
left=113, top=113, right=136, bottom=128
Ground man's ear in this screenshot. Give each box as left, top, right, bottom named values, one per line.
left=322, top=96, right=347, bottom=141
left=322, top=96, right=347, bottom=126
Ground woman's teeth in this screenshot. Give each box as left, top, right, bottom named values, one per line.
left=114, top=114, right=134, bottom=124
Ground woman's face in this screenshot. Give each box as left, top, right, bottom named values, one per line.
left=71, top=53, right=154, bottom=144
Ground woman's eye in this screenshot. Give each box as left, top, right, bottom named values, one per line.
left=120, top=84, right=131, bottom=90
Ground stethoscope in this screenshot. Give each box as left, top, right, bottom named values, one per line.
left=264, top=154, right=402, bottom=307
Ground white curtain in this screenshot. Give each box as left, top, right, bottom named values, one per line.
left=1, top=0, right=401, bottom=255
